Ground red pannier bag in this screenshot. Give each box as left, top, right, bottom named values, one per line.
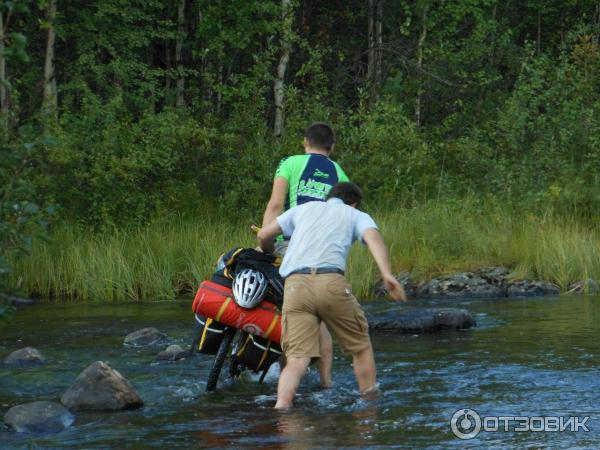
left=192, top=280, right=282, bottom=344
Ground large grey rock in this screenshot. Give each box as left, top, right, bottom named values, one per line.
left=4, top=347, right=46, bottom=365
left=61, top=361, right=143, bottom=411
left=156, top=344, right=188, bottom=362
left=123, top=327, right=166, bottom=347
left=506, top=280, right=560, bottom=297
left=418, top=272, right=505, bottom=299
left=566, top=279, right=599, bottom=295
left=373, top=272, right=420, bottom=299
left=368, top=308, right=476, bottom=334
left=4, top=401, right=74, bottom=433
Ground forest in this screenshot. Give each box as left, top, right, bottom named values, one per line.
left=2, top=0, right=600, bottom=300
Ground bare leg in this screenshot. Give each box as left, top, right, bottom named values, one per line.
left=352, top=343, right=377, bottom=393
left=275, top=357, right=311, bottom=409
left=317, top=322, right=333, bottom=388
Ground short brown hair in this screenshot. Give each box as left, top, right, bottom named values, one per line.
left=327, top=182, right=363, bottom=207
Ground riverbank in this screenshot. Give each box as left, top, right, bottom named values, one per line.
left=6, top=203, right=600, bottom=301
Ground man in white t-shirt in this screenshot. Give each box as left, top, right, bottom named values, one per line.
left=257, top=182, right=406, bottom=408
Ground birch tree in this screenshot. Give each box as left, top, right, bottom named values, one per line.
left=415, top=6, right=427, bottom=126
left=367, top=0, right=383, bottom=101
left=273, top=0, right=293, bottom=136
left=42, top=0, right=57, bottom=118
left=176, top=0, right=185, bottom=108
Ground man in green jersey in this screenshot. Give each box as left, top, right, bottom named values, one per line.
left=261, top=122, right=349, bottom=388
left=262, top=123, right=349, bottom=228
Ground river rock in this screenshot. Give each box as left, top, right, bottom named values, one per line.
left=0, top=293, right=36, bottom=307
left=123, top=327, right=166, bottom=347
left=3, top=401, right=74, bottom=433
left=506, top=280, right=560, bottom=297
left=475, top=267, right=512, bottom=284
left=156, top=344, right=188, bottom=362
left=566, top=279, right=599, bottom=295
left=418, top=272, right=505, bottom=299
left=4, top=347, right=46, bottom=365
left=373, top=272, right=420, bottom=299
left=369, top=308, right=476, bottom=334
left=61, top=361, right=143, bottom=411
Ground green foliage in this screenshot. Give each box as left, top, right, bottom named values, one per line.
left=338, top=100, right=435, bottom=208
left=4, top=0, right=600, bottom=300
left=494, top=34, right=600, bottom=213
left=0, top=127, right=54, bottom=288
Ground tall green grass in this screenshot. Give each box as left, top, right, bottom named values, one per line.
left=8, top=218, right=255, bottom=302
left=8, top=204, right=600, bottom=301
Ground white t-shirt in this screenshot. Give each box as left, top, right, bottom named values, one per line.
left=276, top=198, right=378, bottom=277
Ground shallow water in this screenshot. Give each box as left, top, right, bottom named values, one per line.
left=1, top=295, right=599, bottom=448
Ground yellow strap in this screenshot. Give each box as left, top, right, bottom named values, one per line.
left=236, top=334, right=252, bottom=356
left=198, top=317, right=213, bottom=350
left=263, top=315, right=279, bottom=340
left=215, top=297, right=232, bottom=322
left=257, top=341, right=271, bottom=370
left=225, top=248, right=244, bottom=266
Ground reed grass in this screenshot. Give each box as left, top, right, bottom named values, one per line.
left=8, top=204, right=600, bottom=301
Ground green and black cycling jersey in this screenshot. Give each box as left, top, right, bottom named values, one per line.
left=275, top=153, right=349, bottom=211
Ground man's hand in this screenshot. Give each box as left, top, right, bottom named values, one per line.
left=257, top=220, right=283, bottom=254
left=382, top=274, right=407, bottom=302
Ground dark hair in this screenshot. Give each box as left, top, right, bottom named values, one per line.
left=304, top=122, right=336, bottom=151
left=327, top=182, right=363, bottom=207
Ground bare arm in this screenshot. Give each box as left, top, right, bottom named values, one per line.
left=262, top=177, right=288, bottom=227
left=257, top=220, right=283, bottom=254
left=362, top=228, right=407, bottom=301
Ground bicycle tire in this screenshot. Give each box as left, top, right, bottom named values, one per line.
left=205, top=328, right=235, bottom=392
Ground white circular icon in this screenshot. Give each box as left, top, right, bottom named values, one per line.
left=451, top=408, right=482, bottom=440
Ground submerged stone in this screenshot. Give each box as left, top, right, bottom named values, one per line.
left=4, top=347, right=46, bottom=366
left=4, top=401, right=74, bottom=433
left=123, top=327, right=167, bottom=347
left=156, top=344, right=188, bottom=362
left=368, top=308, right=476, bottom=334
left=61, top=361, right=143, bottom=411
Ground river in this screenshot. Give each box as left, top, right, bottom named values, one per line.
left=1, top=295, right=598, bottom=448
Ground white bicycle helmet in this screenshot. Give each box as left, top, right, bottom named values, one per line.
left=232, top=269, right=268, bottom=309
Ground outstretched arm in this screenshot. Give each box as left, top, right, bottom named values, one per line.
left=262, top=177, right=288, bottom=227
left=362, top=228, right=407, bottom=301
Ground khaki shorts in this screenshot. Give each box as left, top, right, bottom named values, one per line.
left=281, top=273, right=370, bottom=359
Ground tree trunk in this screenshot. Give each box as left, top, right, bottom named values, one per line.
left=273, top=0, right=292, bottom=137
left=375, top=0, right=383, bottom=91
left=216, top=61, right=223, bottom=114
left=536, top=9, right=541, bottom=54
left=0, top=11, right=8, bottom=119
left=367, top=0, right=375, bottom=88
left=165, top=42, right=172, bottom=92
left=594, top=3, right=600, bottom=46
left=176, top=0, right=185, bottom=108
left=43, top=0, right=58, bottom=118
left=415, top=8, right=427, bottom=127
